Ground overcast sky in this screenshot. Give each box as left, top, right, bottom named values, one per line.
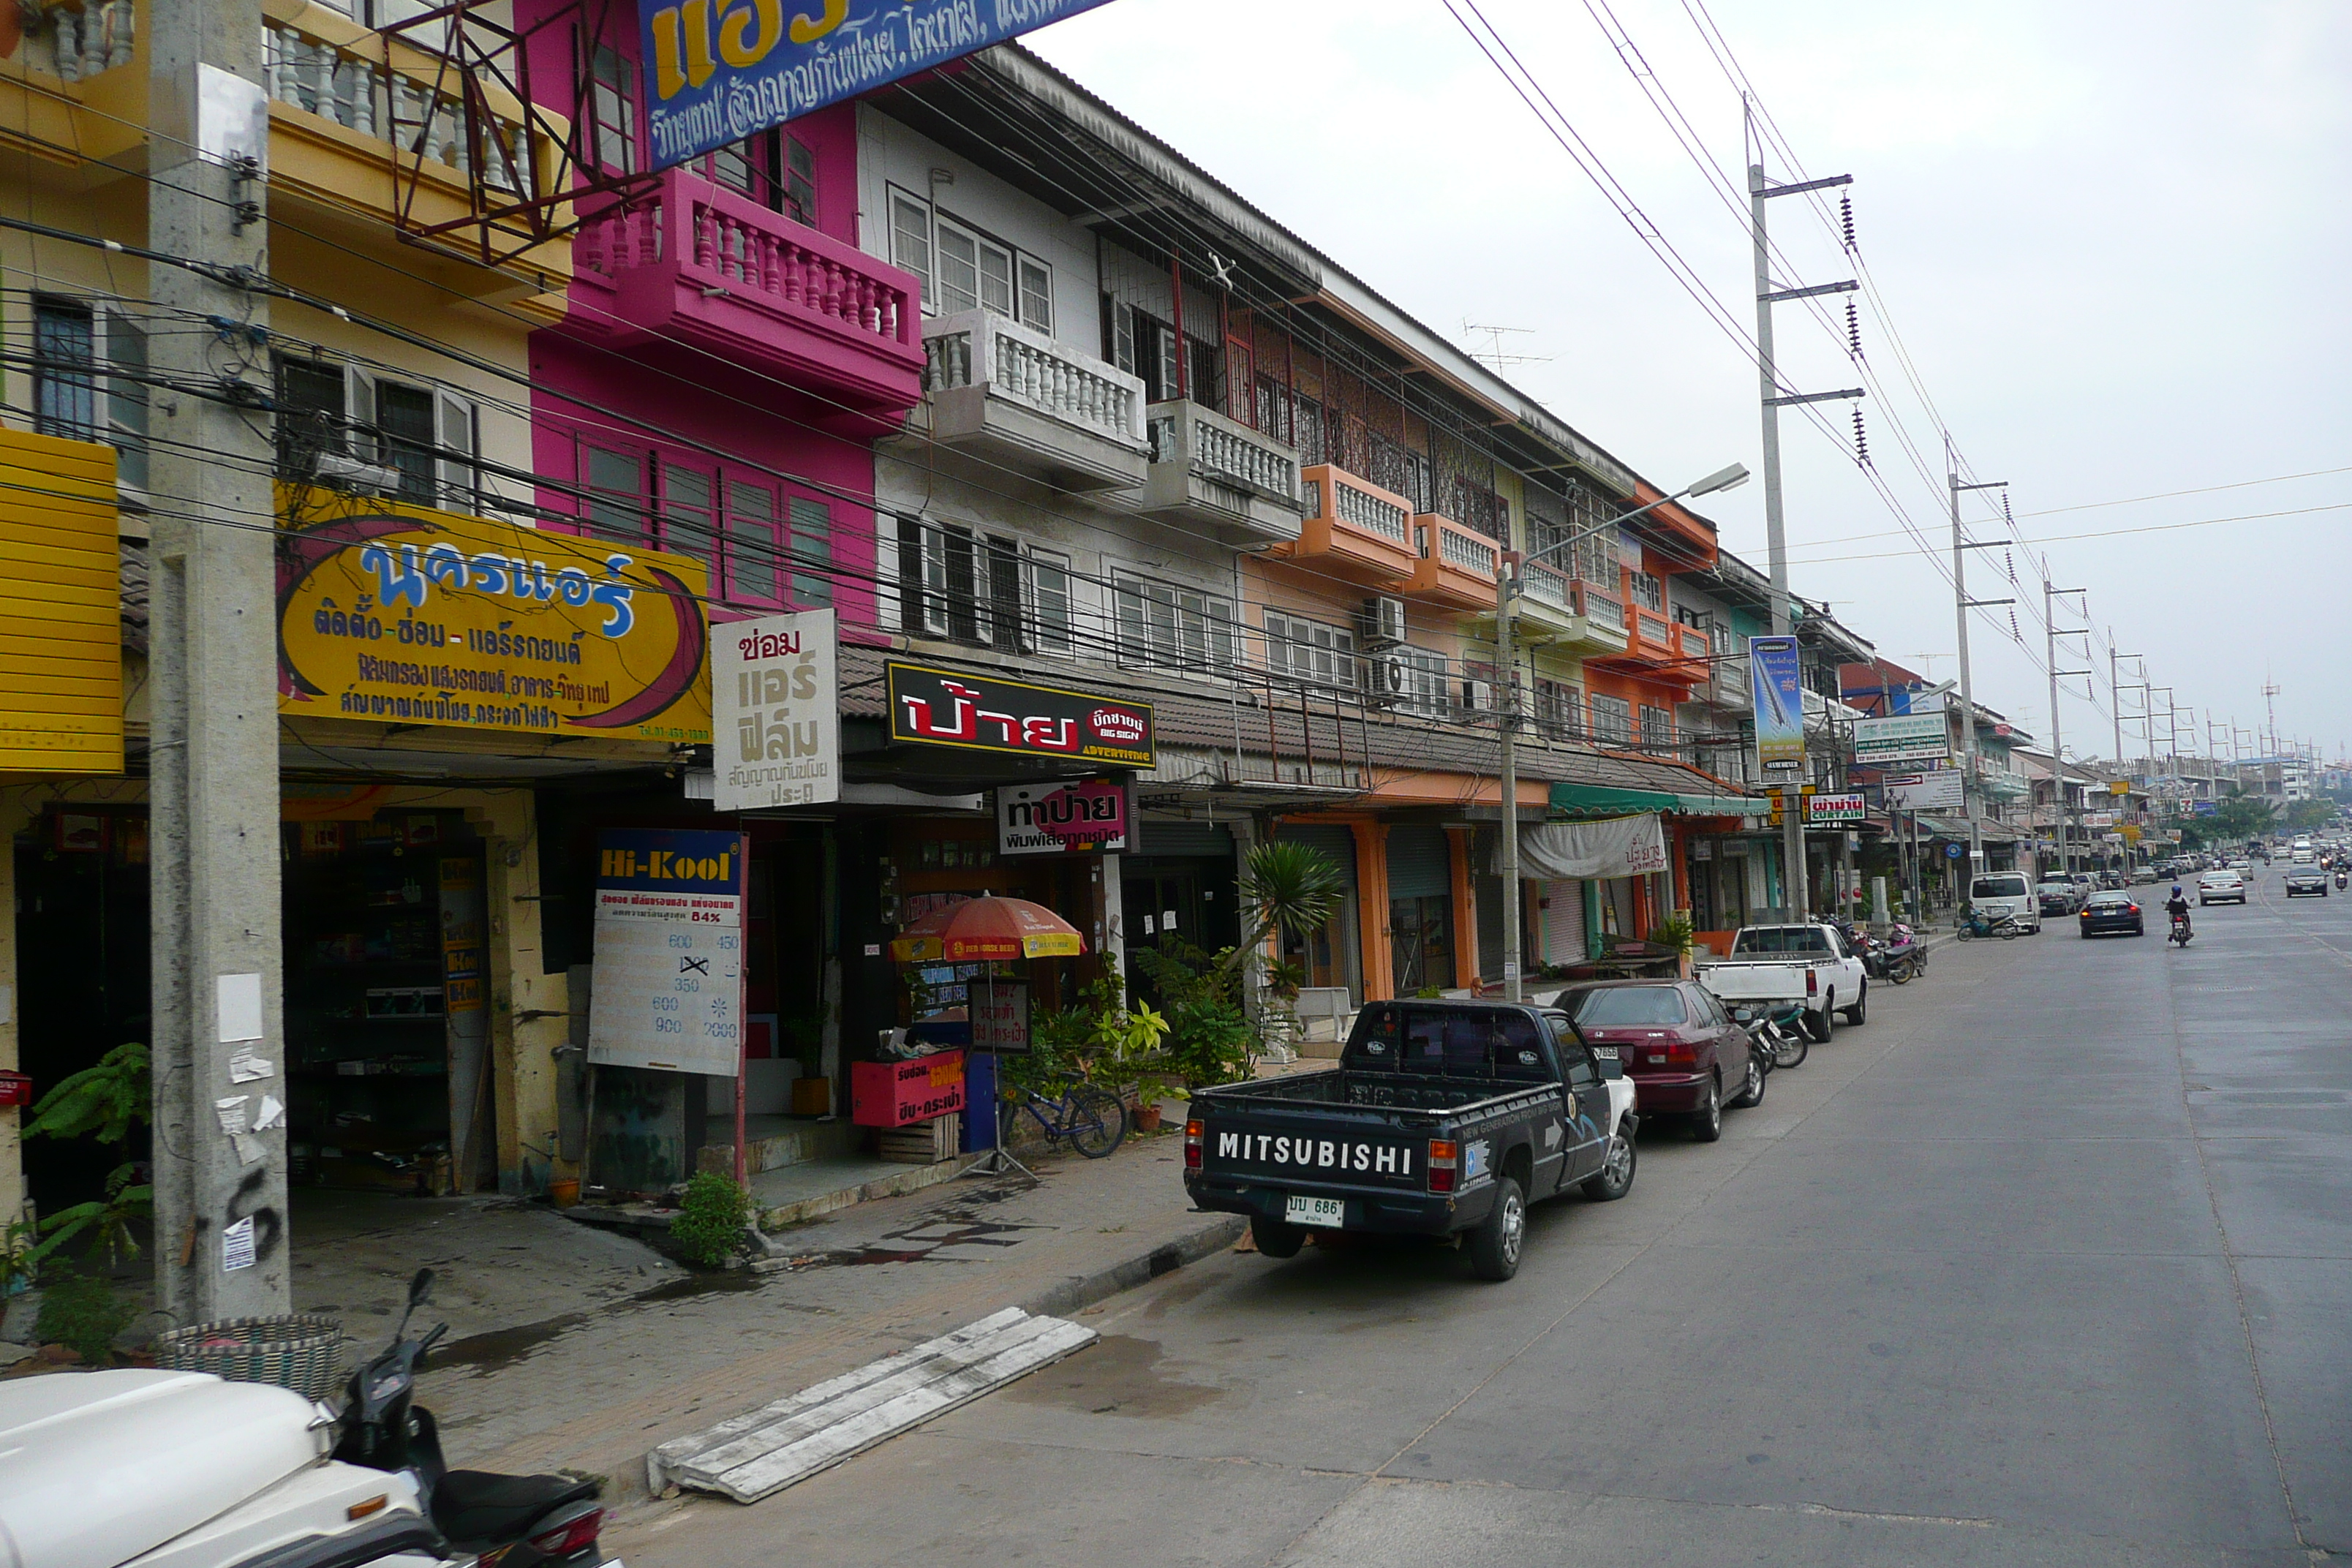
left=1028, top=0, right=2351, bottom=766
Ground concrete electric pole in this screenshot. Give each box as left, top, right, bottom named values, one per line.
left=147, top=0, right=290, bottom=1318
left=1947, top=451, right=2010, bottom=879
left=2042, top=584, right=2090, bottom=875
left=1747, top=102, right=1859, bottom=922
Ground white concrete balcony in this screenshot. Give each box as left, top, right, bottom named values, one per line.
left=1139, top=399, right=1303, bottom=546
left=901, top=310, right=1148, bottom=493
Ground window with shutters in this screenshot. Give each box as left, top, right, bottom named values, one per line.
left=1112, top=570, right=1236, bottom=674
left=585, top=41, right=636, bottom=173
left=1639, top=704, right=1674, bottom=747
left=1627, top=569, right=1664, bottom=614
left=271, top=353, right=474, bottom=508
left=1535, top=679, right=1582, bottom=739
left=892, top=192, right=1051, bottom=330
left=896, top=518, right=1067, bottom=653
left=1264, top=610, right=1356, bottom=690
left=572, top=441, right=832, bottom=608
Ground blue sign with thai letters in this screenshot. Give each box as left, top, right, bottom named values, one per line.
left=640, top=0, right=1119, bottom=171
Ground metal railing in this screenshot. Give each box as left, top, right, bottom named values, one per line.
left=924, top=310, right=1145, bottom=446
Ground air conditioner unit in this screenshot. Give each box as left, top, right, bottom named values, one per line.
left=1365, top=648, right=1408, bottom=704
left=1358, top=595, right=1407, bottom=646
left=314, top=450, right=402, bottom=492
left=1462, top=677, right=1494, bottom=713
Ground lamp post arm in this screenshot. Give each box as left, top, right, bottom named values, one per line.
left=1518, top=488, right=1687, bottom=575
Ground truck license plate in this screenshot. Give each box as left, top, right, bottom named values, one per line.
left=1286, top=1196, right=1344, bottom=1228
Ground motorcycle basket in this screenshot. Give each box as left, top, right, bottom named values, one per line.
left=152, top=1312, right=345, bottom=1401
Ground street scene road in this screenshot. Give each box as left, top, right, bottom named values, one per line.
left=614, top=874, right=2352, bottom=1567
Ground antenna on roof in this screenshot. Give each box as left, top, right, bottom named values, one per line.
left=1461, top=320, right=1551, bottom=371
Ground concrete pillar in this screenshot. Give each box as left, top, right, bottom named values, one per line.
left=475, top=792, right=567, bottom=1196
left=0, top=793, right=31, bottom=1228
left=1349, top=820, right=1393, bottom=1001
left=1446, top=828, right=1477, bottom=991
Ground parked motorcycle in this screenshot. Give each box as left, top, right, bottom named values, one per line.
left=1733, top=1002, right=1811, bottom=1071
left=1956, top=908, right=2024, bottom=941
left=337, top=1269, right=613, bottom=1568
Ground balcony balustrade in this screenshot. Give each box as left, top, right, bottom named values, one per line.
left=892, top=309, right=1148, bottom=491
left=574, top=167, right=924, bottom=416
left=1395, top=512, right=1501, bottom=612
left=1139, top=399, right=1303, bottom=546
left=1270, top=464, right=1419, bottom=584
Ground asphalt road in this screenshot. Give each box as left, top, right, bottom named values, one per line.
left=613, top=871, right=2352, bottom=1567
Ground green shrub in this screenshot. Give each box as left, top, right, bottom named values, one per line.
left=34, top=1272, right=132, bottom=1363
left=669, top=1172, right=752, bottom=1267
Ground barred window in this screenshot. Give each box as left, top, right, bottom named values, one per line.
left=1264, top=610, right=1355, bottom=690
left=1114, top=570, right=1236, bottom=673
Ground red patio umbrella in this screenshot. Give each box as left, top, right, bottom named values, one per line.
left=889, top=893, right=1086, bottom=962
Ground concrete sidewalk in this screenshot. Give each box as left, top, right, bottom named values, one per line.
left=407, top=1124, right=1240, bottom=1504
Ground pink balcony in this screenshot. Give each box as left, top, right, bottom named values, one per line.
left=572, top=168, right=926, bottom=421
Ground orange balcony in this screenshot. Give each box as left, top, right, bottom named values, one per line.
left=1588, top=604, right=1708, bottom=686
left=1395, top=513, right=1501, bottom=611
left=1271, top=465, right=1419, bottom=584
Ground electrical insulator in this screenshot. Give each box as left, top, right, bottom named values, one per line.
left=1852, top=407, right=1869, bottom=465
left=1847, top=298, right=1862, bottom=358
left=1841, top=192, right=1855, bottom=251
left=2009, top=608, right=2022, bottom=643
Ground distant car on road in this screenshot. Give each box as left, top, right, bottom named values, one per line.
left=2283, top=865, right=2330, bottom=897
left=1969, top=872, right=2043, bottom=935
left=2038, top=880, right=2081, bottom=916
left=2078, top=890, right=2145, bottom=938
left=2198, top=870, right=2247, bottom=906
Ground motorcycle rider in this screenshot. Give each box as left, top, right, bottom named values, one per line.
left=2164, top=883, right=2193, bottom=941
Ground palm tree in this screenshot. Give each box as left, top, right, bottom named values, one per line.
left=1226, top=840, right=1345, bottom=974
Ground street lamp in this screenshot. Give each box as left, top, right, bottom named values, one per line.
left=1496, top=463, right=1751, bottom=1000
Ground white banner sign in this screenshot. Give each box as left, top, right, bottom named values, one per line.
left=588, top=888, right=743, bottom=1076
left=713, top=609, right=839, bottom=810
left=1886, top=770, right=1964, bottom=812
left=1518, top=813, right=1670, bottom=881
left=2081, top=811, right=2117, bottom=828
left=1853, top=711, right=1952, bottom=766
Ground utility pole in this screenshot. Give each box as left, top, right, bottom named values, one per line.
left=2043, top=585, right=2090, bottom=876
left=1948, top=448, right=2010, bottom=880
left=147, top=0, right=289, bottom=1318
left=2109, top=644, right=2139, bottom=777
left=1748, top=101, right=1859, bottom=922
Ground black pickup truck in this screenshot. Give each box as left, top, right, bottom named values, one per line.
left=1182, top=998, right=1637, bottom=1281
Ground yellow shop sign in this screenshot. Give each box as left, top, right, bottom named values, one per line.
left=277, top=492, right=712, bottom=744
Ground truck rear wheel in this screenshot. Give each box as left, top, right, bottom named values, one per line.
left=1467, top=1177, right=1526, bottom=1281
left=1809, top=997, right=1836, bottom=1044
left=1250, top=1215, right=1306, bottom=1259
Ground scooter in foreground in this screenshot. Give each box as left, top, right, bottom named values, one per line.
left=339, top=1269, right=614, bottom=1568
left=2169, top=911, right=2193, bottom=947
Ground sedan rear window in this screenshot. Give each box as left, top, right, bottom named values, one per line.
left=1571, top=987, right=1689, bottom=1027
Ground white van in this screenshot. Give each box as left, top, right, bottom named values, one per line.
left=1970, top=872, right=2042, bottom=933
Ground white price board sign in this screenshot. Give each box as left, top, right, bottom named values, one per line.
left=589, top=830, right=746, bottom=1076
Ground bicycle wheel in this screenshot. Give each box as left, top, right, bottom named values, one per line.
left=1063, top=1085, right=1129, bottom=1158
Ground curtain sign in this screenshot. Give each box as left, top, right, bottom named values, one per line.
left=1749, top=636, right=1804, bottom=776
left=888, top=661, right=1153, bottom=767
left=1805, top=792, right=1866, bottom=824
left=641, top=0, right=1119, bottom=172
left=712, top=608, right=839, bottom=809
left=997, top=778, right=1128, bottom=856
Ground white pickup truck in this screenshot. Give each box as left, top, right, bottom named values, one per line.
left=1695, top=921, right=1872, bottom=1043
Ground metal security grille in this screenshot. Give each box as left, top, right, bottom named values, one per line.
left=1386, top=826, right=1451, bottom=900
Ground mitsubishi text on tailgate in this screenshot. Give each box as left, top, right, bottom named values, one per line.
left=1183, top=1000, right=1637, bottom=1281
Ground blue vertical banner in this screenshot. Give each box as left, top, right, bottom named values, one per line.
left=641, top=0, right=1120, bottom=171
left=1749, top=635, right=1806, bottom=777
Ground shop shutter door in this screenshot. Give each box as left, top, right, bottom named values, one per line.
left=1275, top=825, right=1358, bottom=894
left=1138, top=818, right=1235, bottom=858
left=1542, top=879, right=1586, bottom=965
left=1386, top=826, right=1450, bottom=900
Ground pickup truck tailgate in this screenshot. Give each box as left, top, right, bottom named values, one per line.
left=1195, top=1117, right=1428, bottom=1188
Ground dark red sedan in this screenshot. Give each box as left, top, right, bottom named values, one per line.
left=1558, top=980, right=1761, bottom=1142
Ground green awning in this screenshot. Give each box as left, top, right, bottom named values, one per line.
left=1548, top=782, right=1771, bottom=819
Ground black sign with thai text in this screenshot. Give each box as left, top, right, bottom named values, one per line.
left=886, top=663, right=1155, bottom=769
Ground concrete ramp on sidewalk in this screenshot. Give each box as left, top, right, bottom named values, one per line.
left=644, top=1307, right=1097, bottom=1504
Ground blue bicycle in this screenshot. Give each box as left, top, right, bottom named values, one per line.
left=1000, top=1079, right=1128, bottom=1159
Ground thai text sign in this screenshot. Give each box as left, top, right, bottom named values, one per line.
left=640, top=0, right=1117, bottom=171
left=889, top=661, right=1153, bottom=767
left=1806, top=791, right=1866, bottom=824
left=713, top=609, right=839, bottom=809
left=0, top=429, right=121, bottom=773
left=589, top=829, right=745, bottom=1077
left=1749, top=636, right=1804, bottom=775
left=851, top=1051, right=966, bottom=1128
left=998, top=778, right=1128, bottom=856
left=278, top=491, right=712, bottom=744
left=1852, top=711, right=1950, bottom=766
